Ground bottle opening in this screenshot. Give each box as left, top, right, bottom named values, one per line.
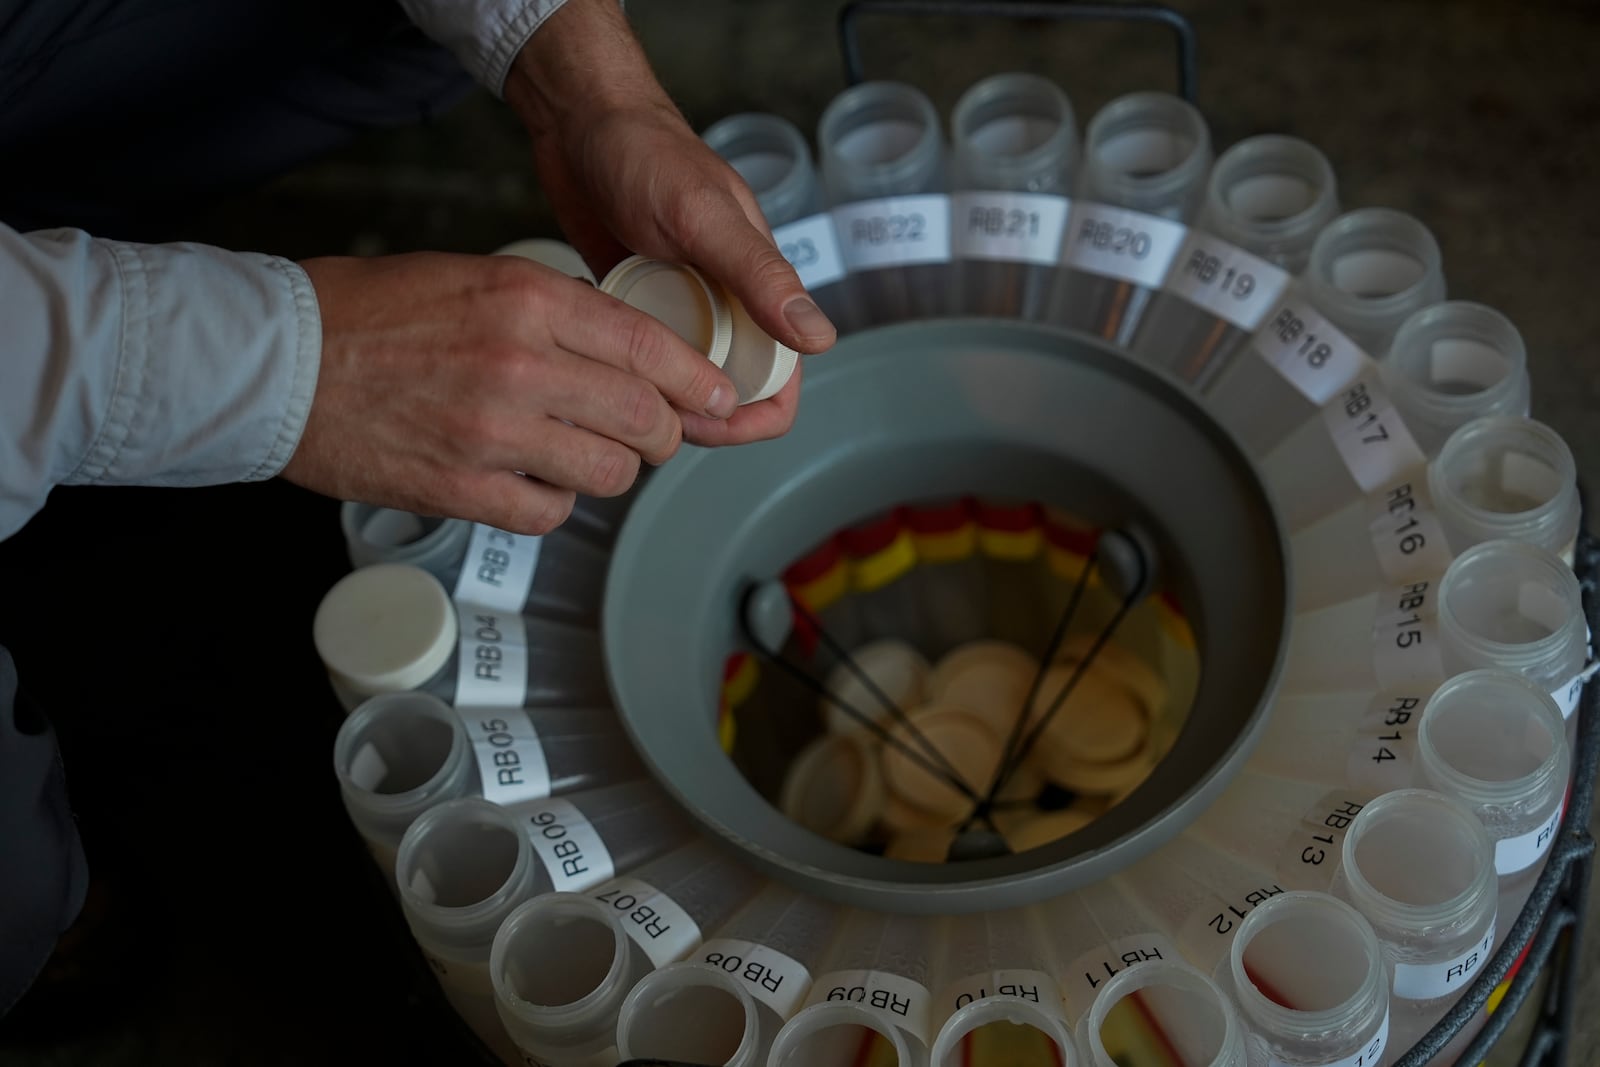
left=621, top=971, right=754, bottom=1064
left=1421, top=339, right=1512, bottom=396
left=1226, top=174, right=1316, bottom=223
left=1349, top=802, right=1481, bottom=908
left=967, top=114, right=1062, bottom=158
left=1096, top=127, right=1196, bottom=180
left=1238, top=907, right=1372, bottom=1013
left=833, top=116, right=929, bottom=166
left=345, top=709, right=456, bottom=795
left=403, top=815, right=522, bottom=908
left=779, top=1022, right=904, bottom=1067
left=1424, top=681, right=1556, bottom=784
left=1329, top=249, right=1425, bottom=300
left=501, top=906, right=621, bottom=1008
left=1096, top=982, right=1229, bottom=1067
left=940, top=1019, right=1067, bottom=1067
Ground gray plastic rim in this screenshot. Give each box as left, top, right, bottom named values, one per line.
left=602, top=319, right=1290, bottom=914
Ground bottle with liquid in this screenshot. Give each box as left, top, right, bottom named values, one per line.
left=333, top=691, right=636, bottom=875
left=703, top=111, right=851, bottom=330
left=1045, top=91, right=1212, bottom=346
left=1129, top=134, right=1338, bottom=386
left=488, top=840, right=766, bottom=1067
left=312, top=563, right=612, bottom=713
left=948, top=72, right=1079, bottom=320
left=1256, top=302, right=1533, bottom=534
left=1077, top=957, right=1247, bottom=1067
left=817, top=81, right=950, bottom=329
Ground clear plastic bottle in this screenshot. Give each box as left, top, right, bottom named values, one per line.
left=1046, top=91, right=1213, bottom=345
left=770, top=909, right=939, bottom=1067
left=488, top=840, right=766, bottom=1067
left=1130, top=134, right=1338, bottom=386
left=817, top=81, right=950, bottom=328
left=947, top=72, right=1079, bottom=320
left=340, top=503, right=610, bottom=626
left=332, top=692, right=635, bottom=875
left=702, top=111, right=851, bottom=330
left=1222, top=891, right=1390, bottom=1067
left=617, top=961, right=765, bottom=1066
left=1301, top=208, right=1447, bottom=357
left=1076, top=957, right=1247, bottom=1067
left=929, top=908, right=1079, bottom=1066
left=1036, top=880, right=1176, bottom=1024
left=312, top=563, right=612, bottom=713
left=1257, top=303, right=1532, bottom=535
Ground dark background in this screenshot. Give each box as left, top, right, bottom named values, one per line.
left=2, top=1, right=1598, bottom=1064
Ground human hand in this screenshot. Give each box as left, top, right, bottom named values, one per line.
left=281, top=252, right=741, bottom=534
left=502, top=0, right=834, bottom=446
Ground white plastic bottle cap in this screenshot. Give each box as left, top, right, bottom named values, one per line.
left=491, top=238, right=597, bottom=284
left=1031, top=664, right=1147, bottom=763
left=313, top=564, right=458, bottom=697
left=1001, top=806, right=1097, bottom=852
left=820, top=639, right=930, bottom=734
left=882, top=704, right=1040, bottom=819
left=598, top=255, right=734, bottom=367
left=780, top=730, right=884, bottom=846
left=721, top=291, right=799, bottom=404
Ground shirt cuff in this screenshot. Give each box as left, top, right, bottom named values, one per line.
left=399, top=0, right=571, bottom=98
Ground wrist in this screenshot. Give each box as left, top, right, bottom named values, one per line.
left=504, top=0, right=663, bottom=137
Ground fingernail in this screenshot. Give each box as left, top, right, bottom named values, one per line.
left=706, top=385, right=736, bottom=419
left=783, top=297, right=834, bottom=343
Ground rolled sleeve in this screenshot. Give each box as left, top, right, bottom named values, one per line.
left=0, top=225, right=321, bottom=540
left=398, top=0, right=570, bottom=98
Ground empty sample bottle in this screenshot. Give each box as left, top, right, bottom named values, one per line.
left=703, top=111, right=851, bottom=330
left=312, top=563, right=612, bottom=713
left=1204, top=208, right=1447, bottom=459
left=1077, top=957, right=1247, bottom=1067
left=1223, top=892, right=1390, bottom=1067
left=1382, top=301, right=1532, bottom=456
left=1035, top=881, right=1175, bottom=1024
left=1129, top=134, right=1338, bottom=386
left=947, top=72, right=1079, bottom=320
left=1436, top=540, right=1589, bottom=722
left=340, top=502, right=610, bottom=625
left=1246, top=686, right=1437, bottom=797
left=1257, top=304, right=1535, bottom=534
left=1185, top=770, right=1373, bottom=894
left=617, top=962, right=764, bottom=1066
left=817, top=81, right=950, bottom=328
left=333, top=691, right=636, bottom=874
left=1287, top=413, right=1577, bottom=615
left=489, top=841, right=766, bottom=1067
left=770, top=909, right=938, bottom=1067
left=1335, top=789, right=1497, bottom=1011
left=1417, top=670, right=1570, bottom=884
left=1046, top=90, right=1212, bottom=346
left=928, top=908, right=1077, bottom=1065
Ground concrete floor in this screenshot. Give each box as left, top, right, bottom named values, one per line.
left=2, top=1, right=1598, bottom=1064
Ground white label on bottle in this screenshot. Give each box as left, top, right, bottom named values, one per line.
left=1268, top=1007, right=1388, bottom=1067
left=1164, top=232, right=1290, bottom=330
left=1177, top=883, right=1290, bottom=969
left=937, top=968, right=1068, bottom=1028
left=1321, top=375, right=1428, bottom=492
left=1250, top=299, right=1369, bottom=406
left=454, top=605, right=529, bottom=707
left=1345, top=691, right=1428, bottom=794
left=453, top=524, right=541, bottom=613
left=832, top=195, right=952, bottom=270
left=589, top=877, right=702, bottom=968
left=521, top=797, right=614, bottom=892
left=697, top=938, right=813, bottom=1019
left=1391, top=922, right=1494, bottom=1000
left=1552, top=668, right=1588, bottom=721
left=1371, top=580, right=1444, bottom=691
left=772, top=213, right=848, bottom=290
left=1364, top=479, right=1452, bottom=584
left=1061, top=935, right=1177, bottom=1021
left=1278, top=792, right=1368, bottom=889
left=1495, top=804, right=1563, bottom=875
left=1062, top=202, right=1187, bottom=287
left=455, top=707, right=550, bottom=805
left=951, top=191, right=1071, bottom=265
left=805, top=968, right=936, bottom=1046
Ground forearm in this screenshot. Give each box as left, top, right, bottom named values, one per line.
left=502, top=0, right=668, bottom=136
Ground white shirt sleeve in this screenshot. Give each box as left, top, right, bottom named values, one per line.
left=0, top=224, right=321, bottom=540
left=399, top=0, right=572, bottom=98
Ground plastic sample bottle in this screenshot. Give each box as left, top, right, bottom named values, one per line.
left=702, top=111, right=851, bottom=329
left=1035, top=881, right=1176, bottom=1025
left=312, top=563, right=612, bottom=713
left=1223, top=891, right=1390, bottom=1067
left=1334, top=789, right=1497, bottom=1011
left=947, top=72, right=1079, bottom=320
left=770, top=909, right=939, bottom=1067
left=340, top=502, right=610, bottom=626
left=1245, top=686, right=1438, bottom=797
left=1203, top=208, right=1447, bottom=460
left=600, top=255, right=797, bottom=405
left=1045, top=90, right=1212, bottom=346
left=1417, top=669, right=1570, bottom=883
left=332, top=692, right=636, bottom=875
left=492, top=237, right=598, bottom=283
left=1256, top=304, right=1534, bottom=535
left=929, top=908, right=1078, bottom=1066
left=1077, top=957, right=1247, bottom=1067
left=617, top=961, right=765, bottom=1067
left=817, top=80, right=950, bottom=328
left=1381, top=301, right=1532, bottom=455
left=1129, top=134, right=1338, bottom=386
left=488, top=840, right=766, bottom=1067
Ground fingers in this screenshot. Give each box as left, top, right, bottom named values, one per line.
left=450, top=470, right=578, bottom=536
left=517, top=346, right=683, bottom=465
left=680, top=357, right=804, bottom=447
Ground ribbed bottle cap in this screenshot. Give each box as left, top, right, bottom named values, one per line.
left=493, top=238, right=597, bottom=284
left=780, top=730, right=884, bottom=846
left=314, top=564, right=457, bottom=696
left=598, top=256, right=734, bottom=368
left=719, top=282, right=798, bottom=404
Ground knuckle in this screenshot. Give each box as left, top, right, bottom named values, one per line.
left=621, top=312, right=671, bottom=378
left=620, top=381, right=667, bottom=439
left=523, top=489, right=576, bottom=535
left=589, top=447, right=641, bottom=498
